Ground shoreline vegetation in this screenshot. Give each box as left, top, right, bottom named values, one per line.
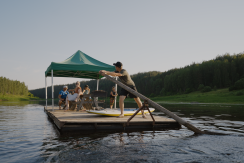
left=0, top=76, right=40, bottom=101
left=125, top=88, right=244, bottom=105
left=22, top=88, right=244, bottom=105
left=0, top=76, right=40, bottom=102
left=0, top=94, right=40, bottom=101
left=2, top=88, right=243, bottom=105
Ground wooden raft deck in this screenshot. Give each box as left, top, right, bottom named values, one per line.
left=44, top=106, right=181, bottom=132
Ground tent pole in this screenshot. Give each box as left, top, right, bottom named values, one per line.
left=45, top=76, right=47, bottom=109
left=97, top=79, right=99, bottom=90
left=96, top=79, right=99, bottom=104
left=114, top=77, right=117, bottom=109
left=51, top=70, right=54, bottom=111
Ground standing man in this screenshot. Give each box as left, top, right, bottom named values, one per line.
left=58, top=86, right=69, bottom=110
left=99, top=62, right=146, bottom=118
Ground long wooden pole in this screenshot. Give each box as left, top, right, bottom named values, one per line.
left=102, top=74, right=204, bottom=134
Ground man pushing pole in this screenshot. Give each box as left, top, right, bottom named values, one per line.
left=99, top=62, right=146, bottom=118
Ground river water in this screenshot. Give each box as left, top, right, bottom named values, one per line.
left=0, top=101, right=244, bottom=163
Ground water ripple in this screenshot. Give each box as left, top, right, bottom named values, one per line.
left=0, top=102, right=244, bottom=163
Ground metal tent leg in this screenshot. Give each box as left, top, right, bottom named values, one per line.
left=51, top=70, right=54, bottom=111
left=114, top=77, right=117, bottom=109
left=96, top=79, right=99, bottom=90
left=45, top=76, right=47, bottom=109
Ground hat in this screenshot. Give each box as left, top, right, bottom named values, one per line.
left=113, top=62, right=123, bottom=68
left=63, top=86, right=68, bottom=89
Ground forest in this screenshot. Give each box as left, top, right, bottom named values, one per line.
left=0, top=77, right=29, bottom=96
left=29, top=52, right=244, bottom=99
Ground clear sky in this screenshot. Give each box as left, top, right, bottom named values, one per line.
left=0, top=0, right=243, bottom=90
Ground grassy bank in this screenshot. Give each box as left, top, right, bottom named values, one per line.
left=9, top=88, right=242, bottom=104
left=0, top=94, right=40, bottom=101
left=125, top=88, right=244, bottom=104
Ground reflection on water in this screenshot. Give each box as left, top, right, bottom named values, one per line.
left=0, top=101, right=244, bottom=163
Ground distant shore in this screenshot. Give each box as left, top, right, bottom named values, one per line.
left=0, top=94, right=40, bottom=101
left=1, top=88, right=244, bottom=105
left=125, top=88, right=244, bottom=105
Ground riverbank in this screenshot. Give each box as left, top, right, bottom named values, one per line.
left=0, top=94, right=40, bottom=101
left=13, top=88, right=244, bottom=104
left=125, top=88, right=244, bottom=104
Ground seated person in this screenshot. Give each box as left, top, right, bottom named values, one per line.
left=65, top=81, right=82, bottom=110
left=58, top=86, right=69, bottom=110
left=82, top=85, right=91, bottom=110
left=83, top=85, right=90, bottom=95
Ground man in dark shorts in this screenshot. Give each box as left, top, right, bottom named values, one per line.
left=99, top=62, right=146, bottom=118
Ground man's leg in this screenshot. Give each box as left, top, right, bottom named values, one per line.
left=110, top=98, right=113, bottom=109
left=134, top=97, right=146, bottom=117
left=58, top=100, right=62, bottom=109
left=119, top=96, right=126, bottom=117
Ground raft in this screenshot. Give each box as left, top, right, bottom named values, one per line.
left=86, top=108, right=155, bottom=116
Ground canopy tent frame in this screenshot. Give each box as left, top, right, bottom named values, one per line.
left=44, top=50, right=116, bottom=111
left=46, top=70, right=105, bottom=79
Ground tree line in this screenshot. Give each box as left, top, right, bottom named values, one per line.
left=29, top=52, right=244, bottom=98
left=0, top=77, right=29, bottom=96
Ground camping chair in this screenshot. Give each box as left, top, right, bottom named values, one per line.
left=69, top=101, right=77, bottom=111
left=76, top=90, right=107, bottom=111
left=67, top=94, right=85, bottom=111
left=66, top=96, right=78, bottom=111
left=90, top=90, right=107, bottom=110
left=76, top=94, right=93, bottom=111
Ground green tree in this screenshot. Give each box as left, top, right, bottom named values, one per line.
left=198, top=84, right=204, bottom=91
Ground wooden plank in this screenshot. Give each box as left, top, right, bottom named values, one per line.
left=46, top=108, right=175, bottom=123
left=45, top=109, right=65, bottom=129
left=44, top=106, right=180, bottom=132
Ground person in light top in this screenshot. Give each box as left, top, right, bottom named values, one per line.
left=83, top=85, right=90, bottom=95
left=65, top=81, right=82, bottom=111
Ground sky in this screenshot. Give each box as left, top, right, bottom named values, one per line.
left=0, top=0, right=243, bottom=90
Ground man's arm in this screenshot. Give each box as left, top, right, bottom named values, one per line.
left=99, top=70, right=122, bottom=77
left=58, top=94, right=63, bottom=100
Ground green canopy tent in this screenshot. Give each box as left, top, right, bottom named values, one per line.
left=45, top=50, right=115, bottom=79
left=45, top=50, right=116, bottom=110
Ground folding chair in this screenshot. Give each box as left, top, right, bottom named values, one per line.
left=76, top=94, right=93, bottom=111
left=91, top=90, right=107, bottom=110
